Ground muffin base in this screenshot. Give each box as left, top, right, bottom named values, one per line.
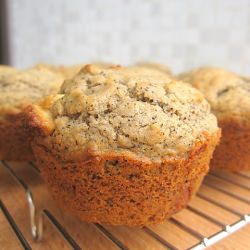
left=211, top=118, right=250, bottom=171
left=0, top=113, right=34, bottom=161
left=32, top=131, right=220, bottom=227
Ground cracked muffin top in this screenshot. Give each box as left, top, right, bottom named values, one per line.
left=31, top=64, right=218, bottom=160
left=0, top=65, right=64, bottom=114
left=178, top=67, right=250, bottom=120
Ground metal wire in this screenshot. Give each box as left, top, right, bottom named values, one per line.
left=1, top=160, right=250, bottom=250
left=0, top=161, right=82, bottom=249
left=143, top=227, right=179, bottom=250
left=203, top=181, right=250, bottom=204
left=0, top=199, right=32, bottom=250
left=43, top=210, right=81, bottom=249
left=189, top=215, right=250, bottom=250
left=94, top=224, right=128, bottom=250
left=209, top=172, right=250, bottom=191
left=1, top=161, right=43, bottom=241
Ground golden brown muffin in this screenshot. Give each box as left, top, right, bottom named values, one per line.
left=179, top=67, right=250, bottom=171
left=26, top=64, right=220, bottom=227
left=135, top=62, right=172, bottom=76
left=0, top=65, right=64, bottom=161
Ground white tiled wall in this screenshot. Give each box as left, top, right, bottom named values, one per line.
left=7, top=0, right=250, bottom=74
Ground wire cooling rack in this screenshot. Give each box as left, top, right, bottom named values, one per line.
left=0, top=160, right=249, bottom=250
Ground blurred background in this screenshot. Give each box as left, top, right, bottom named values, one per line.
left=1, top=0, right=250, bottom=74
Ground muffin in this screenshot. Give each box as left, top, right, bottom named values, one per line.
left=179, top=67, right=250, bottom=171
left=26, top=64, right=220, bottom=226
left=0, top=65, right=64, bottom=161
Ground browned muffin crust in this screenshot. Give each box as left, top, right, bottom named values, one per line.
left=26, top=64, right=220, bottom=226
left=30, top=130, right=219, bottom=227
left=211, top=118, right=250, bottom=171
left=0, top=112, right=30, bottom=160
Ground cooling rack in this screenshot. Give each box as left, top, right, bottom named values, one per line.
left=0, top=160, right=249, bottom=250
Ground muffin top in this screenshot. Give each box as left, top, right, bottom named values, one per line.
left=179, top=67, right=250, bottom=120
left=0, top=65, right=64, bottom=114
left=31, top=64, right=218, bottom=160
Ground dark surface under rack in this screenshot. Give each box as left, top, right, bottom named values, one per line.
left=0, top=160, right=250, bottom=250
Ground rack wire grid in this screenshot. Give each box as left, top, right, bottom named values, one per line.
left=0, top=160, right=249, bottom=250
